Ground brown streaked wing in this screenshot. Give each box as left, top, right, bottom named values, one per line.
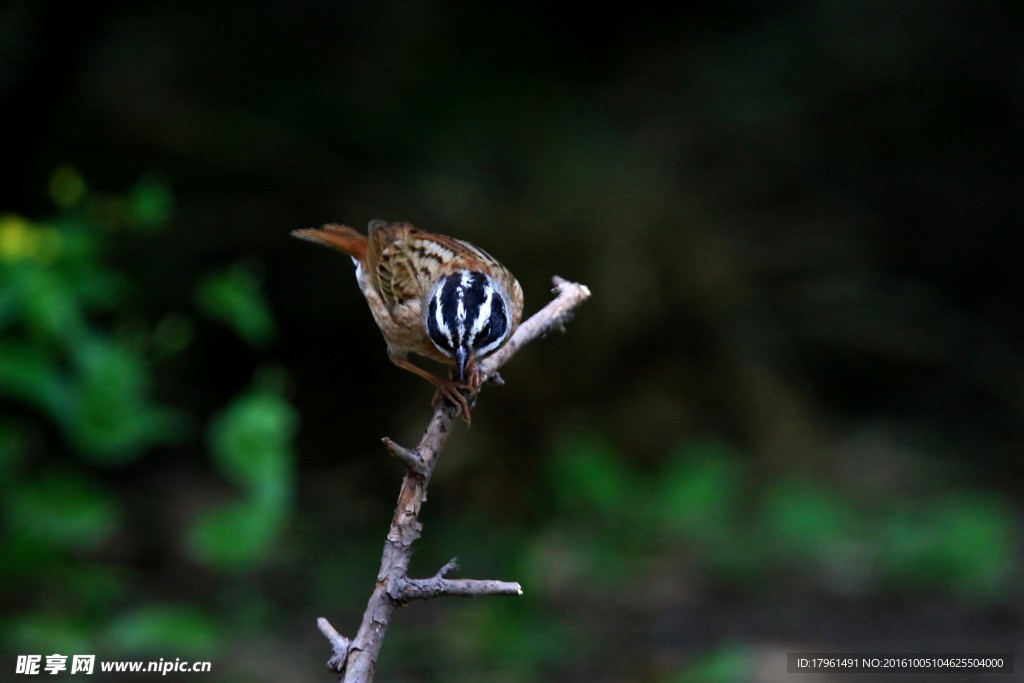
left=366, top=220, right=522, bottom=319
left=451, top=238, right=503, bottom=269
left=366, top=221, right=440, bottom=310
left=506, top=276, right=525, bottom=331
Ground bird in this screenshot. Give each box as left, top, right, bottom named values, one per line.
left=292, top=219, right=524, bottom=422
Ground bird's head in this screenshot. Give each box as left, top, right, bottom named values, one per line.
left=425, top=270, right=513, bottom=382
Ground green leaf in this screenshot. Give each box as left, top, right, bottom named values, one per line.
left=207, top=384, right=296, bottom=505
left=124, top=177, right=173, bottom=230
left=663, top=643, right=753, bottom=683
left=55, top=564, right=129, bottom=611
left=760, top=479, right=854, bottom=558
left=547, top=432, right=635, bottom=516
left=450, top=600, right=570, bottom=678
left=934, top=494, right=1015, bottom=597
left=0, top=214, right=63, bottom=264
left=657, top=439, right=746, bottom=540
left=7, top=470, right=120, bottom=550
left=5, top=614, right=93, bottom=654
left=880, top=492, right=1014, bottom=599
left=186, top=499, right=284, bottom=570
left=196, top=263, right=275, bottom=347
left=16, top=262, right=86, bottom=342
left=104, top=605, right=221, bottom=656
left=0, top=340, right=70, bottom=418
left=68, top=337, right=183, bottom=462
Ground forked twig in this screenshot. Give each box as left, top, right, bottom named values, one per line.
left=317, top=277, right=591, bottom=682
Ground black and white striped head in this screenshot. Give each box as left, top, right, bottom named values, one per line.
left=425, top=270, right=513, bottom=381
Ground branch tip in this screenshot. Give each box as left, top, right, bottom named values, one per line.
left=382, top=437, right=428, bottom=475
left=436, top=557, right=460, bottom=578
left=317, top=617, right=350, bottom=672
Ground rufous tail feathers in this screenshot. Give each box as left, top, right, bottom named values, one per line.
left=291, top=224, right=367, bottom=261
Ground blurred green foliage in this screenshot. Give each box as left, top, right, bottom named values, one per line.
left=103, top=605, right=221, bottom=657
left=540, top=433, right=1017, bottom=600
left=189, top=371, right=297, bottom=570
left=879, top=493, right=1015, bottom=598
left=0, top=171, right=296, bottom=658
left=661, top=643, right=752, bottom=683
left=8, top=469, right=120, bottom=551
left=0, top=206, right=180, bottom=462
left=197, top=264, right=276, bottom=348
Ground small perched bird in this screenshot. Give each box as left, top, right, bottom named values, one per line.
left=292, top=219, right=524, bottom=421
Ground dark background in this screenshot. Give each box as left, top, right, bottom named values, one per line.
left=3, top=1, right=1022, bottom=681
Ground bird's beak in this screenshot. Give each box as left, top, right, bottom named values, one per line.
left=455, top=347, right=470, bottom=383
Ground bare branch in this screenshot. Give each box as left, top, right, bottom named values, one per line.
left=433, top=557, right=461, bottom=578
left=317, top=276, right=590, bottom=682
left=317, top=617, right=351, bottom=672
left=395, top=576, right=524, bottom=601
left=389, top=557, right=523, bottom=602
left=381, top=437, right=427, bottom=477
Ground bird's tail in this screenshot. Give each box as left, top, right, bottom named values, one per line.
left=291, top=224, right=367, bottom=261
